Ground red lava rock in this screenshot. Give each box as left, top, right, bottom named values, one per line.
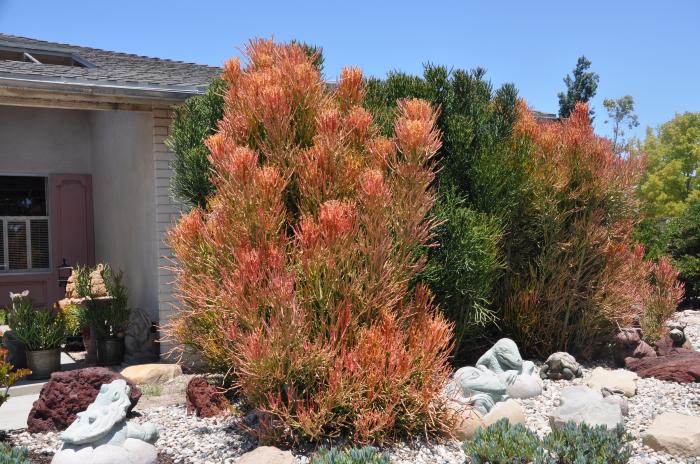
left=186, top=376, right=229, bottom=418
left=626, top=352, right=700, bottom=383
left=613, top=328, right=643, bottom=367
left=27, top=367, right=141, bottom=433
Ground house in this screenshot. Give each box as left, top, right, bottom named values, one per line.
left=0, top=34, right=220, bottom=356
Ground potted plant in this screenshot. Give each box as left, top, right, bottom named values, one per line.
left=9, top=296, right=65, bottom=379
left=2, top=291, right=29, bottom=370
left=84, top=267, right=130, bottom=366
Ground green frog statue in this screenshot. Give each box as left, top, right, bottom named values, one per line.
left=449, top=338, right=542, bottom=414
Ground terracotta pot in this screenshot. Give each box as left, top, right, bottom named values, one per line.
left=97, top=337, right=124, bottom=366
left=26, top=348, right=61, bottom=379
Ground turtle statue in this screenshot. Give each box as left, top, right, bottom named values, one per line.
left=52, top=379, right=159, bottom=464
left=540, top=352, right=583, bottom=381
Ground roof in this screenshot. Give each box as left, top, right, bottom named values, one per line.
left=0, top=34, right=221, bottom=102
left=533, top=110, right=559, bottom=121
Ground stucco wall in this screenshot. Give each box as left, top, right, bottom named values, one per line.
left=0, top=105, right=92, bottom=174
left=91, top=110, right=159, bottom=321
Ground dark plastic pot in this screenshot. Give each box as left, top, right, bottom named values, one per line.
left=26, top=348, right=61, bottom=379
left=97, top=337, right=124, bottom=366
left=2, top=331, right=28, bottom=370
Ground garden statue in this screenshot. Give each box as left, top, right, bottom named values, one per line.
left=475, top=338, right=542, bottom=398
left=540, top=352, right=583, bottom=381
left=451, top=366, right=508, bottom=414
left=52, top=379, right=159, bottom=464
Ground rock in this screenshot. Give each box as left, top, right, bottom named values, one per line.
left=655, top=335, right=694, bottom=357
left=625, top=352, right=700, bottom=383
left=120, top=363, right=182, bottom=385
left=237, top=446, right=295, bottom=464
left=601, top=388, right=629, bottom=416
left=448, top=401, right=484, bottom=440
left=540, top=352, right=582, bottom=381
left=185, top=376, right=229, bottom=418
left=506, top=373, right=543, bottom=399
left=483, top=399, right=526, bottom=427
left=642, top=412, right=700, bottom=456
left=549, top=386, right=623, bottom=430
left=585, top=367, right=638, bottom=397
left=633, top=340, right=657, bottom=359
left=28, top=367, right=141, bottom=433
left=613, top=328, right=643, bottom=367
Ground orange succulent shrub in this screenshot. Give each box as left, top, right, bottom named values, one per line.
left=167, top=40, right=453, bottom=443
left=502, top=102, right=682, bottom=359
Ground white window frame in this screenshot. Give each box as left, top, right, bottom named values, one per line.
left=0, top=175, right=51, bottom=275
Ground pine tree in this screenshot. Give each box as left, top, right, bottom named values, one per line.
left=558, top=56, right=599, bottom=119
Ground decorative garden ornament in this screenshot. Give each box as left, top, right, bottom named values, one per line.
left=475, top=338, right=542, bottom=399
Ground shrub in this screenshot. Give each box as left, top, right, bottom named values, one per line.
left=1, top=348, right=31, bottom=408
left=84, top=266, right=130, bottom=338
left=500, top=102, right=676, bottom=359
left=0, top=443, right=29, bottom=464
left=543, top=422, right=632, bottom=464
left=365, top=66, right=524, bottom=355
left=463, top=420, right=632, bottom=464
left=167, top=77, right=228, bottom=209
left=167, top=40, right=453, bottom=444
left=311, top=447, right=389, bottom=464
left=463, top=418, right=542, bottom=464
left=8, top=296, right=65, bottom=351
left=61, top=303, right=85, bottom=337
left=667, top=198, right=700, bottom=302
left=640, top=256, right=684, bottom=342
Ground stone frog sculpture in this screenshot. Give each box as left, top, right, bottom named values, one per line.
left=475, top=338, right=542, bottom=399
left=451, top=366, right=508, bottom=414
left=52, top=380, right=159, bottom=464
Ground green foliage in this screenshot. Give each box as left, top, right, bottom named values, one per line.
left=73, top=264, right=92, bottom=299
left=167, top=77, right=228, bottom=209
left=365, top=65, right=526, bottom=353
left=463, top=419, right=632, bottom=464
left=463, top=418, right=542, bottom=464
left=558, top=56, right=599, bottom=119
left=603, top=95, right=639, bottom=154
left=638, top=112, right=700, bottom=220
left=0, top=308, right=5, bottom=325
left=84, top=266, right=130, bottom=338
left=61, top=303, right=85, bottom=337
left=543, top=422, right=632, bottom=464
left=8, top=296, right=65, bottom=351
left=667, top=198, right=700, bottom=300
left=0, top=443, right=30, bottom=464
left=311, top=447, right=390, bottom=464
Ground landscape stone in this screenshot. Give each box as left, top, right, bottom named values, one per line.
left=447, top=401, right=484, bottom=440
left=28, top=367, right=141, bottom=433
left=642, top=412, right=700, bottom=456
left=549, top=386, right=623, bottom=430
left=237, top=446, right=295, bottom=464
left=585, top=367, right=638, bottom=397
left=186, top=376, right=229, bottom=417
left=540, top=352, right=582, bottom=380
left=121, top=363, right=182, bottom=385
left=483, top=399, right=526, bottom=427
left=625, top=352, right=700, bottom=383
left=613, top=328, right=643, bottom=367
left=52, top=380, right=158, bottom=464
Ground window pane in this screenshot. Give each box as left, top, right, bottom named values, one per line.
left=7, top=221, right=28, bottom=270
left=0, top=219, right=4, bottom=271
left=30, top=219, right=49, bottom=269
left=0, top=176, right=47, bottom=216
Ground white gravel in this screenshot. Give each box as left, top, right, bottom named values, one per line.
left=9, top=310, right=700, bottom=464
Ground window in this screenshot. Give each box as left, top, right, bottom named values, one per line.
left=0, top=176, right=50, bottom=273
left=0, top=46, right=92, bottom=68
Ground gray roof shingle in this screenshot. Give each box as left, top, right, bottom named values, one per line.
left=0, top=33, right=221, bottom=96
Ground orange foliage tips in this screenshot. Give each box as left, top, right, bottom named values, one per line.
left=338, top=66, right=365, bottom=110
left=394, top=99, right=442, bottom=164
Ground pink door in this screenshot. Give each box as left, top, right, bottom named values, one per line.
left=0, top=174, right=94, bottom=308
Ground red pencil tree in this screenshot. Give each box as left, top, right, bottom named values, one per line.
left=167, top=40, right=453, bottom=443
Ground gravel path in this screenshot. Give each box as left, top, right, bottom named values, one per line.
left=9, top=310, right=700, bottom=464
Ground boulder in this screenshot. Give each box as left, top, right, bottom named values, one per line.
left=27, top=367, right=141, bottom=433
left=483, top=399, right=526, bottom=427
left=585, top=367, right=638, bottom=397
left=642, top=412, right=700, bottom=456
left=655, top=335, right=693, bottom=357
left=625, top=352, right=700, bottom=383
left=540, top=352, right=582, bottom=381
left=238, top=447, right=295, bottom=464
left=185, top=376, right=229, bottom=418
left=613, top=328, right=643, bottom=367
left=506, top=373, right=543, bottom=399
left=549, top=386, right=623, bottom=430
left=120, top=363, right=182, bottom=385
left=448, top=401, right=484, bottom=440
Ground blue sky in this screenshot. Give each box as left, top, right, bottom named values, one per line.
left=1, top=0, right=698, bottom=140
